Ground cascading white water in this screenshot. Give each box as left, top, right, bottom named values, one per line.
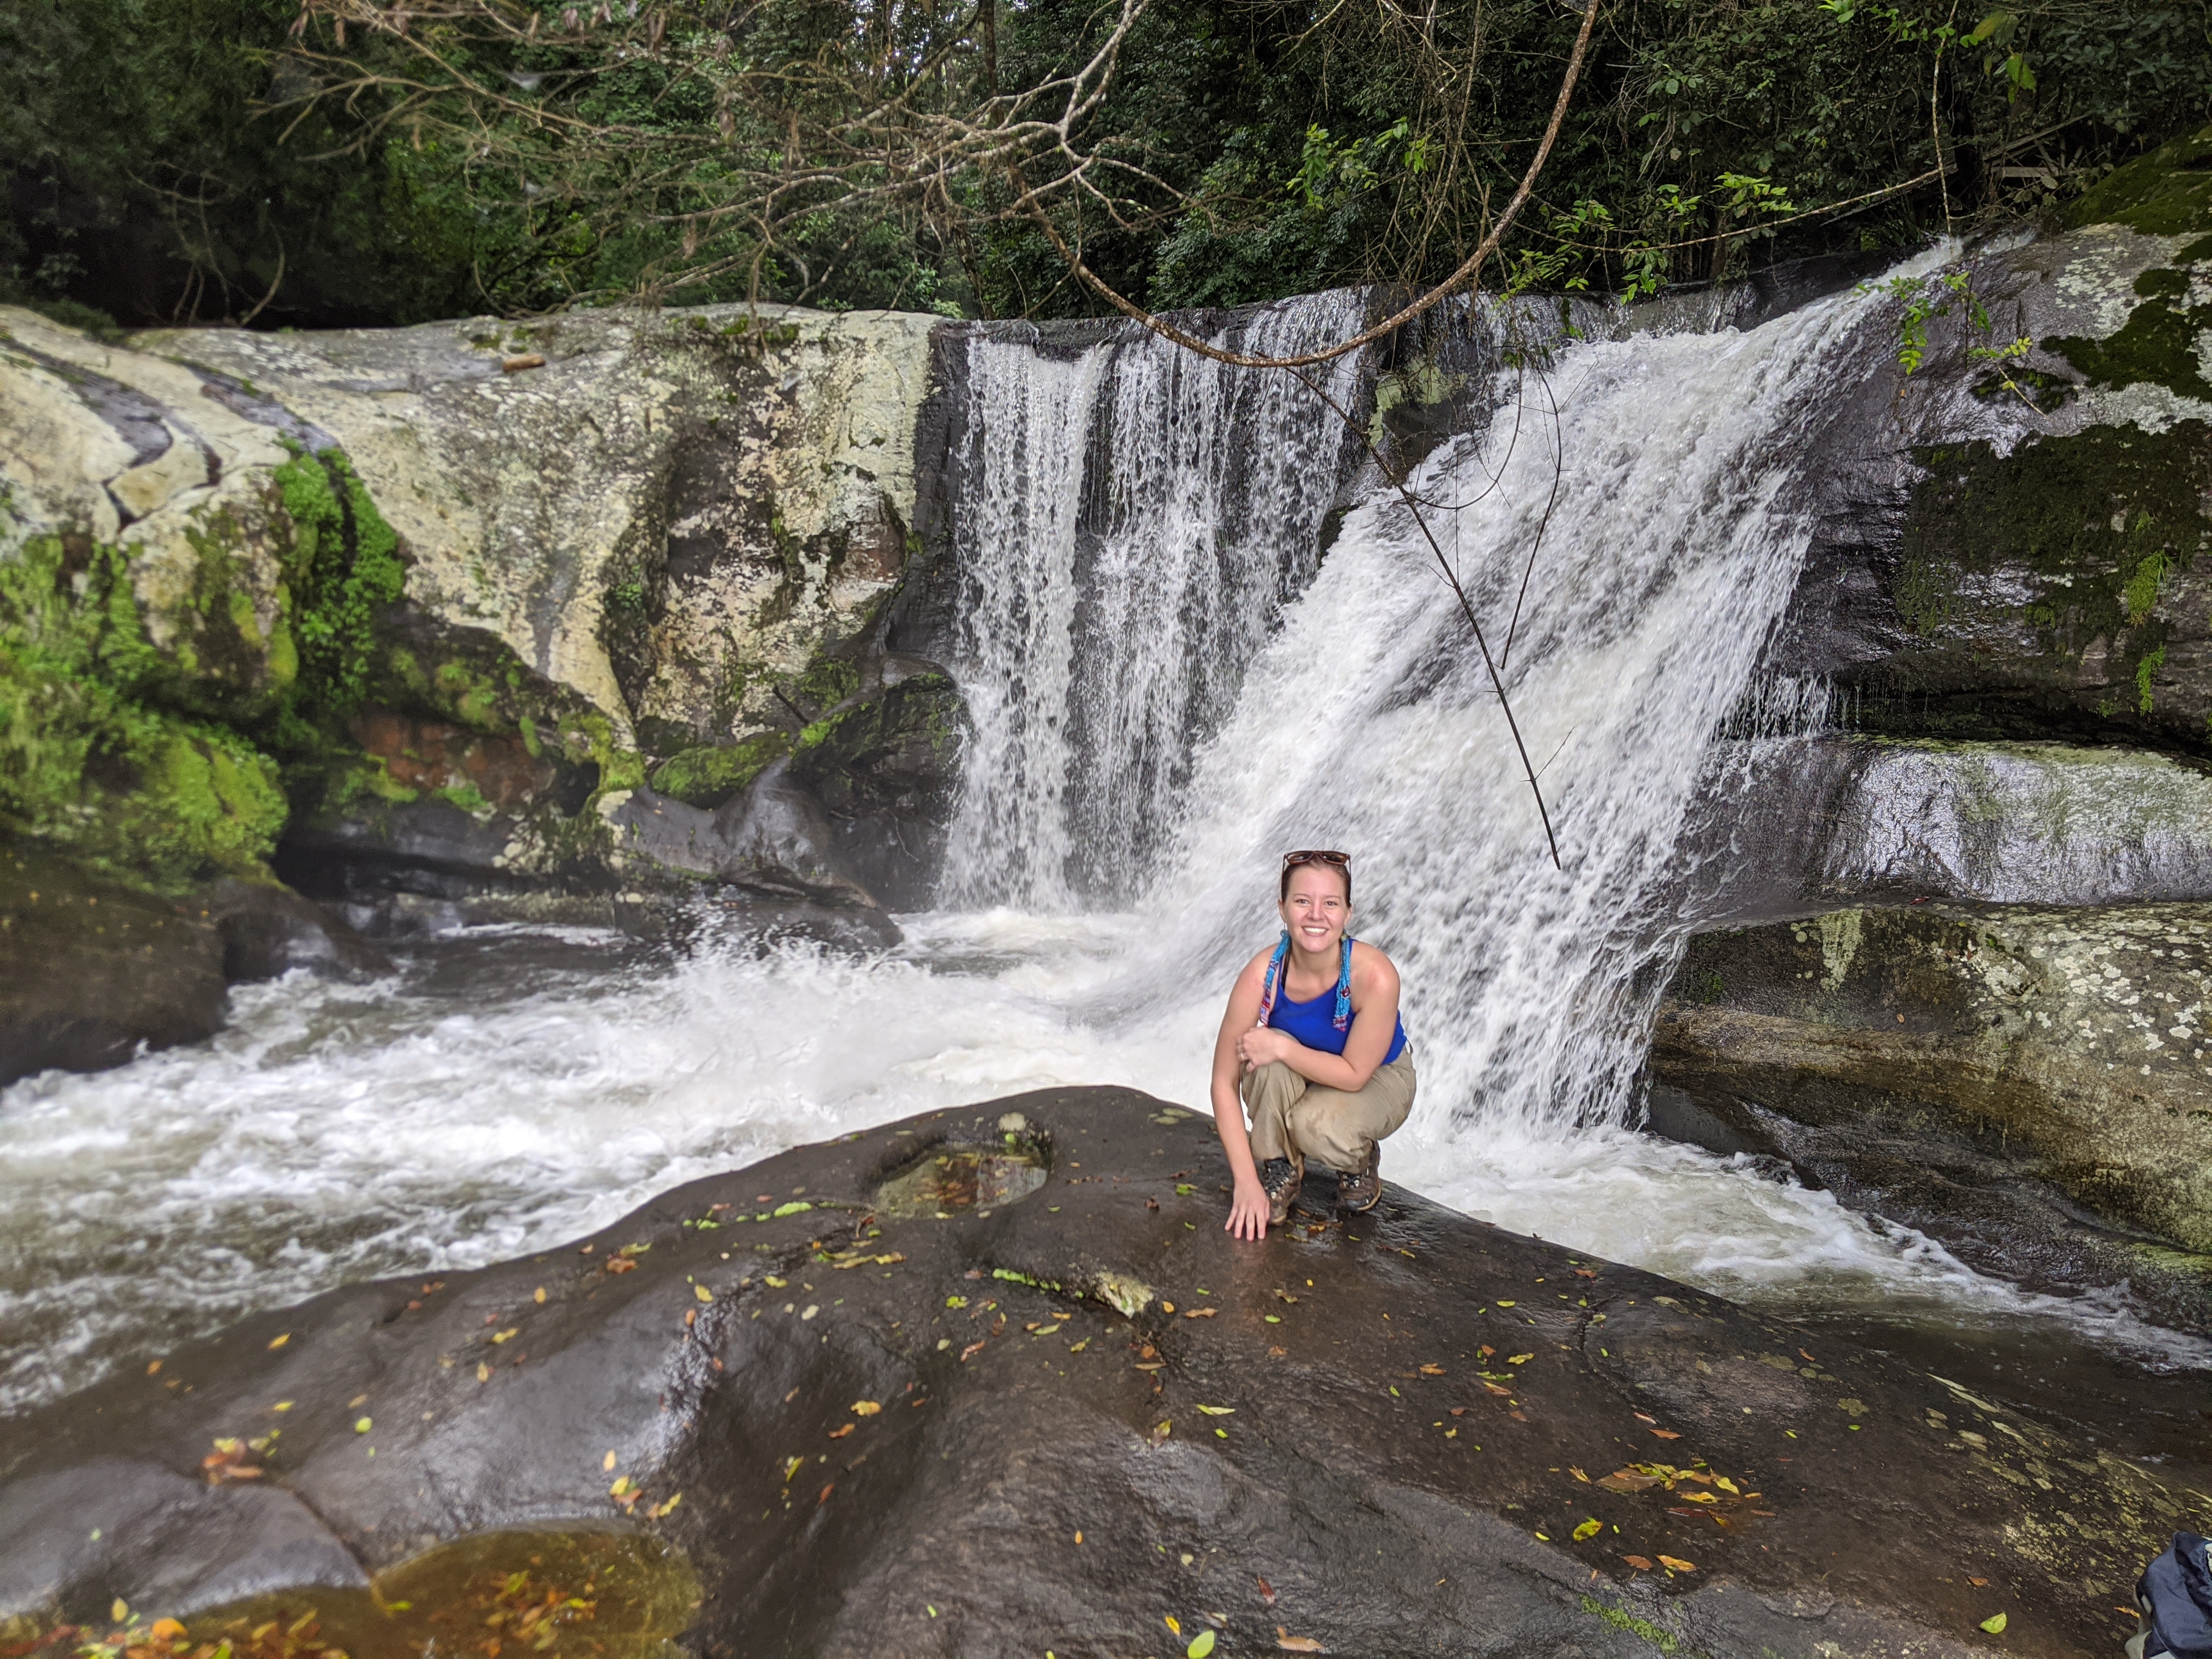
left=949, top=274, right=1907, bottom=1136
left=941, top=294, right=1368, bottom=907
left=8, top=256, right=2209, bottom=1419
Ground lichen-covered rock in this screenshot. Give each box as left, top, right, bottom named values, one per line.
left=1764, top=122, right=2212, bottom=752
left=128, top=306, right=939, bottom=755
left=2, top=296, right=958, bottom=947
left=1650, top=902, right=2212, bottom=1326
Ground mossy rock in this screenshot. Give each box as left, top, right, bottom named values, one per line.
left=2064, top=120, right=2212, bottom=239
left=1866, top=420, right=2212, bottom=741
left=647, top=732, right=792, bottom=809
left=0, top=534, right=289, bottom=891
left=2047, top=121, right=2212, bottom=401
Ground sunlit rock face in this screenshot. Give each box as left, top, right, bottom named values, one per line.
left=0, top=300, right=960, bottom=934
left=121, top=306, right=939, bottom=753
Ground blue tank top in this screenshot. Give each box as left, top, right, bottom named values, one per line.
left=1262, top=936, right=1409, bottom=1066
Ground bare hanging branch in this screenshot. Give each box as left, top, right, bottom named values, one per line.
left=1006, top=0, right=1604, bottom=369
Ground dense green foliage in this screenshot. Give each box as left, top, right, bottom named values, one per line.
left=2, top=0, right=2209, bottom=324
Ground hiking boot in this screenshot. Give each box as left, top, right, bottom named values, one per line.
left=1259, top=1155, right=1303, bottom=1224
left=1337, top=1143, right=1383, bottom=1213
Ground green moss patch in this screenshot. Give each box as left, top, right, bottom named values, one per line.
left=0, top=533, right=287, bottom=889
left=647, top=732, right=790, bottom=807
left=2065, top=122, right=2212, bottom=239
left=1895, top=423, right=2212, bottom=715
left=2048, top=122, right=2212, bottom=401
left=2047, top=262, right=2212, bottom=402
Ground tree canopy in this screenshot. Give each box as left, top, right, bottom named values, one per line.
left=2, top=0, right=2207, bottom=329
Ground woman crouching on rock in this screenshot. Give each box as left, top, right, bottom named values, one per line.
left=1211, top=849, right=1415, bottom=1239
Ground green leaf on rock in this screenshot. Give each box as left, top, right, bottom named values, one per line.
left=1980, top=1612, right=2007, bottom=1634
left=1187, top=1630, right=1216, bottom=1658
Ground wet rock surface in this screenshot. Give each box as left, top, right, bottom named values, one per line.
left=1651, top=902, right=2212, bottom=1330
left=1675, top=736, right=2212, bottom=923
left=4, top=1087, right=2202, bottom=1658
left=1756, top=126, right=2212, bottom=757
left=0, top=845, right=225, bottom=1086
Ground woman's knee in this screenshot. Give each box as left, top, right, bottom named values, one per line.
left=1240, top=1060, right=1303, bottom=1111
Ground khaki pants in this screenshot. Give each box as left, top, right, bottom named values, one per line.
left=1241, top=1052, right=1417, bottom=1172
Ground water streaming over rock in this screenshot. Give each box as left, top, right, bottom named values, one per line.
left=10, top=253, right=2210, bottom=1419
left=946, top=270, right=1939, bottom=1139
left=940, top=295, right=1369, bottom=906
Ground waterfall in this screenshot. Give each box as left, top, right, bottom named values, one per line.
left=940, top=261, right=1945, bottom=1137
left=940, top=294, right=1370, bottom=908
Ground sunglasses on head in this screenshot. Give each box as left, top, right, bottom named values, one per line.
left=1282, top=849, right=1350, bottom=869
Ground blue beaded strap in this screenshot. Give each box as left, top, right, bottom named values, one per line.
left=1255, top=932, right=1355, bottom=1032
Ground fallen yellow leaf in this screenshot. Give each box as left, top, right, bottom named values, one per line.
left=610, top=1476, right=633, bottom=1497
left=695, top=1284, right=714, bottom=1303
left=603, top=1451, right=618, bottom=1471
left=852, top=1401, right=882, bottom=1416
left=1657, top=1555, right=1696, bottom=1573
left=111, top=1600, right=129, bottom=1625
left=1572, top=1519, right=1602, bottom=1541
left=149, top=1620, right=186, bottom=1641
left=267, top=1334, right=289, bottom=1351
left=534, top=1286, right=546, bottom=1304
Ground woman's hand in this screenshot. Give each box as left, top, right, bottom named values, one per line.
left=1226, top=1176, right=1271, bottom=1240
left=1235, top=1026, right=1292, bottom=1070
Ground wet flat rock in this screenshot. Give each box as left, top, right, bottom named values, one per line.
left=3, top=1087, right=2204, bottom=1658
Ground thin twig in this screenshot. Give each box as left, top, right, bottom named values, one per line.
left=1011, top=0, right=1603, bottom=372
left=1499, top=362, right=1561, bottom=672
left=1289, top=367, right=1563, bottom=870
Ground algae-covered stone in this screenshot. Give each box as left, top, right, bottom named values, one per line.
left=647, top=732, right=791, bottom=808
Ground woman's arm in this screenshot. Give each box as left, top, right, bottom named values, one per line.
left=1211, top=951, right=1272, bottom=1240
left=1234, top=944, right=1401, bottom=1093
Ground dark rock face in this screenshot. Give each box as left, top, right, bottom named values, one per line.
left=204, top=878, right=390, bottom=983
left=2, top=1087, right=2194, bottom=1658
left=0, top=845, right=224, bottom=1086
left=1754, top=126, right=2212, bottom=757
left=1649, top=902, right=2212, bottom=1331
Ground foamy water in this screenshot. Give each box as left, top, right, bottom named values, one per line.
left=3, top=910, right=2202, bottom=1414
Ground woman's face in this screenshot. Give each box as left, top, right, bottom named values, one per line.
left=1279, top=863, right=1351, bottom=956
